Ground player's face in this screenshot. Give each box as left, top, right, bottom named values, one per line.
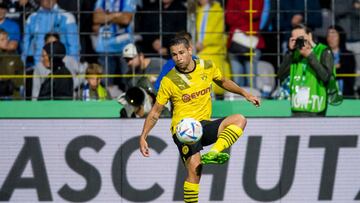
left=170, top=43, right=192, bottom=71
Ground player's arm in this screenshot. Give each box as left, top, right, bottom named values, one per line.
left=214, top=77, right=261, bottom=107
left=139, top=101, right=164, bottom=157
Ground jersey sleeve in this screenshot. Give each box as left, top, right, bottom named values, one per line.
left=212, top=60, right=223, bottom=80
left=156, top=77, right=172, bottom=105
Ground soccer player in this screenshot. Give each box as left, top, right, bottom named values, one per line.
left=139, top=37, right=260, bottom=202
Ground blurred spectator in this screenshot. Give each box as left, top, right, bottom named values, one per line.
left=279, top=0, right=322, bottom=51
left=79, top=0, right=98, bottom=64
left=278, top=24, right=333, bottom=116
left=134, top=0, right=159, bottom=54
left=118, top=86, right=170, bottom=118
left=0, top=29, right=23, bottom=99
left=57, top=0, right=78, bottom=12
left=23, top=0, right=80, bottom=66
left=153, top=32, right=197, bottom=92
left=334, top=0, right=360, bottom=97
left=93, top=0, right=136, bottom=94
left=81, top=63, right=111, bottom=100
left=259, top=0, right=279, bottom=69
left=32, top=32, right=87, bottom=100
left=226, top=0, right=265, bottom=88
left=4, top=0, right=39, bottom=35
left=196, top=0, right=230, bottom=99
left=326, top=25, right=356, bottom=97
left=135, top=0, right=187, bottom=56
left=122, top=43, right=166, bottom=92
left=259, top=0, right=276, bottom=31
left=0, top=0, right=20, bottom=52
left=118, top=86, right=154, bottom=118
left=312, top=0, right=333, bottom=44
left=258, top=0, right=278, bottom=97
left=58, top=0, right=98, bottom=64
left=38, top=41, right=73, bottom=100
left=271, top=76, right=290, bottom=100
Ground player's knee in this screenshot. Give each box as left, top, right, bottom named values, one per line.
left=233, top=114, right=246, bottom=128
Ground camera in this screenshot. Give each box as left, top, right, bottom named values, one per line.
left=294, top=36, right=305, bottom=49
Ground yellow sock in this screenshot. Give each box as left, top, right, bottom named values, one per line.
left=184, top=181, right=199, bottom=203
left=211, top=124, right=243, bottom=153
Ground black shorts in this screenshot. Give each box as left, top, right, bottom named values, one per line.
left=172, top=118, right=225, bottom=163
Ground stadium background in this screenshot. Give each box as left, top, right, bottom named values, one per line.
left=1, top=0, right=360, bottom=202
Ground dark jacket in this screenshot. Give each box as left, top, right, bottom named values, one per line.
left=38, top=65, right=73, bottom=100
left=337, top=50, right=356, bottom=97
left=38, top=41, right=73, bottom=100
left=0, top=50, right=24, bottom=97
left=328, top=25, right=356, bottom=97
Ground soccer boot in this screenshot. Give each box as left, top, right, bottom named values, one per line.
left=201, top=151, right=230, bottom=165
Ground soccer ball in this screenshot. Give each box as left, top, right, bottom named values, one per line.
left=176, top=118, right=203, bottom=144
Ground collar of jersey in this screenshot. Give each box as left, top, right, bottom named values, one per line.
left=175, top=59, right=197, bottom=74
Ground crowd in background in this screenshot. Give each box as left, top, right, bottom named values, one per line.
left=0, top=0, right=359, bottom=103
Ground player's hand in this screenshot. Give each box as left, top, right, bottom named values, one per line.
left=139, top=137, right=150, bottom=157
left=246, top=94, right=261, bottom=107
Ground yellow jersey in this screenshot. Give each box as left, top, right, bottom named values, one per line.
left=156, top=59, right=222, bottom=134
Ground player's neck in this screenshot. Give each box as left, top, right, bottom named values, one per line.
left=185, top=60, right=195, bottom=72
left=176, top=60, right=196, bottom=74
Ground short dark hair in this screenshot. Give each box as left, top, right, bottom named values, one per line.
left=292, top=24, right=312, bottom=34
left=43, top=41, right=66, bottom=66
left=169, top=36, right=191, bottom=49
left=175, top=31, right=192, bottom=42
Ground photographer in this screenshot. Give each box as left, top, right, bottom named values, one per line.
left=278, top=24, right=334, bottom=116
left=118, top=86, right=171, bottom=118
left=118, top=87, right=154, bottom=118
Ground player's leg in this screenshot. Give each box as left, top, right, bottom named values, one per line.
left=172, top=135, right=203, bottom=203
left=202, top=114, right=246, bottom=164
left=183, top=153, right=201, bottom=203
left=213, top=114, right=246, bottom=152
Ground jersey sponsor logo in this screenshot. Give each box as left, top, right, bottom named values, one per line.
left=182, top=94, right=191, bottom=102
left=181, top=87, right=211, bottom=102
